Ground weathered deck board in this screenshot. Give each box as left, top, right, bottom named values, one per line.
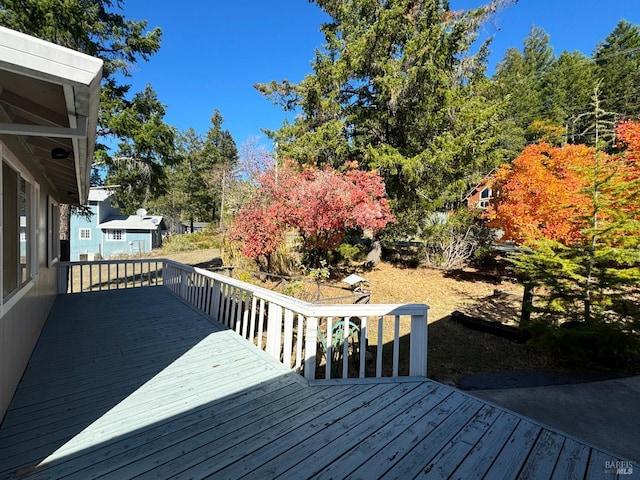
left=0, top=287, right=634, bottom=480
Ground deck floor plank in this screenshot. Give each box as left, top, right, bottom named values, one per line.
left=231, top=382, right=438, bottom=480
left=447, top=410, right=520, bottom=480
left=277, top=381, right=449, bottom=480
left=376, top=396, right=485, bottom=479
left=0, top=286, right=633, bottom=480
left=482, top=420, right=543, bottom=480
left=135, top=384, right=394, bottom=480
left=550, top=437, right=590, bottom=480
left=415, top=403, right=503, bottom=479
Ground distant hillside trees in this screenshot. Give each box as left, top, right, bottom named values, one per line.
left=152, top=111, right=238, bottom=232
left=493, top=20, right=640, bottom=148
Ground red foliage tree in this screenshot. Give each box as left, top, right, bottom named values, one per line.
left=231, top=160, right=394, bottom=266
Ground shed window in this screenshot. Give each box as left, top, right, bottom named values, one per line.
left=106, top=229, right=125, bottom=241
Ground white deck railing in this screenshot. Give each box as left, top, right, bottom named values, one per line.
left=58, top=259, right=429, bottom=381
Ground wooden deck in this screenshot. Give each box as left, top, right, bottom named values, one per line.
left=0, top=287, right=632, bottom=479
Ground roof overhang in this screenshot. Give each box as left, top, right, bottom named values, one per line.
left=0, top=26, right=103, bottom=204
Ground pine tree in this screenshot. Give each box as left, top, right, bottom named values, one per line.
left=595, top=20, right=640, bottom=120
left=256, top=0, right=519, bottom=232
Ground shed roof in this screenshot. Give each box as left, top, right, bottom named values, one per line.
left=88, top=188, right=117, bottom=202
left=99, top=214, right=164, bottom=231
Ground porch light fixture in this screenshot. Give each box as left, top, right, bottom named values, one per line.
left=51, top=147, right=70, bottom=160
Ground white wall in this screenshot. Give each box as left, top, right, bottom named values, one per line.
left=0, top=140, right=59, bottom=421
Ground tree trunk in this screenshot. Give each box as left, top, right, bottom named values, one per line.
left=59, top=204, right=70, bottom=241
left=520, top=283, right=534, bottom=341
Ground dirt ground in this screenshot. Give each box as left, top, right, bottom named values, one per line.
left=153, top=248, right=613, bottom=385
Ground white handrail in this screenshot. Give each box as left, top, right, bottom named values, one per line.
left=58, top=258, right=429, bottom=381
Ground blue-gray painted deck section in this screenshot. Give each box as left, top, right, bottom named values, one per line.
left=0, top=287, right=634, bottom=479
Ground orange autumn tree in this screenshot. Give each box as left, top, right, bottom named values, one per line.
left=486, top=143, right=594, bottom=245
left=486, top=122, right=640, bottom=335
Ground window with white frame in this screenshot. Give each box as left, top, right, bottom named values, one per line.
left=47, top=196, right=60, bottom=266
left=106, top=229, right=125, bottom=241
left=3, top=157, right=36, bottom=301
left=79, top=228, right=91, bottom=240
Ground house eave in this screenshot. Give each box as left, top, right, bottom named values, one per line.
left=0, top=27, right=103, bottom=205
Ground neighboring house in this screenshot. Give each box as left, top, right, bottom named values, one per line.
left=0, top=27, right=102, bottom=418
left=180, top=221, right=209, bottom=234
left=464, top=174, right=496, bottom=209
left=70, top=188, right=165, bottom=260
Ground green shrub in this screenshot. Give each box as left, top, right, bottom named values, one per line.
left=335, top=243, right=366, bottom=262
left=526, top=320, right=640, bottom=368
left=418, top=209, right=495, bottom=270
left=162, top=232, right=221, bottom=252
left=282, top=279, right=305, bottom=298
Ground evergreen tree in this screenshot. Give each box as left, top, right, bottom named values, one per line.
left=594, top=20, right=640, bottom=120
left=493, top=26, right=555, bottom=132
left=202, top=110, right=239, bottom=227
left=152, top=111, right=238, bottom=232
left=0, top=0, right=169, bottom=237
left=106, top=85, right=178, bottom=211
left=543, top=51, right=596, bottom=144
left=256, top=0, right=518, bottom=232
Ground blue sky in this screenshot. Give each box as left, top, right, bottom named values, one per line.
left=121, top=0, right=640, bottom=151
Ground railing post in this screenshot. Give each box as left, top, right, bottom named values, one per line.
left=304, top=316, right=318, bottom=381
left=409, top=309, right=429, bottom=377
left=265, top=304, right=283, bottom=360
left=180, top=270, right=187, bottom=299
left=210, top=280, right=221, bottom=321
left=57, top=263, right=68, bottom=294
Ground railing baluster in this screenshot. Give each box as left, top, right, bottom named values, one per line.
left=376, top=316, right=383, bottom=377
left=295, top=313, right=304, bottom=373
left=304, top=316, right=318, bottom=381
left=283, top=308, right=294, bottom=369
left=257, top=298, right=265, bottom=349
left=342, top=317, right=349, bottom=379
left=235, top=288, right=244, bottom=334
left=210, top=279, right=220, bottom=319
left=265, top=303, right=282, bottom=360
left=223, top=284, right=232, bottom=328
left=249, top=296, right=258, bottom=344
left=326, top=317, right=333, bottom=379
left=359, top=317, right=368, bottom=378
left=393, top=315, right=400, bottom=377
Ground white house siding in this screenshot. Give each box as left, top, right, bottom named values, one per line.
left=0, top=26, right=102, bottom=421
left=0, top=141, right=58, bottom=420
